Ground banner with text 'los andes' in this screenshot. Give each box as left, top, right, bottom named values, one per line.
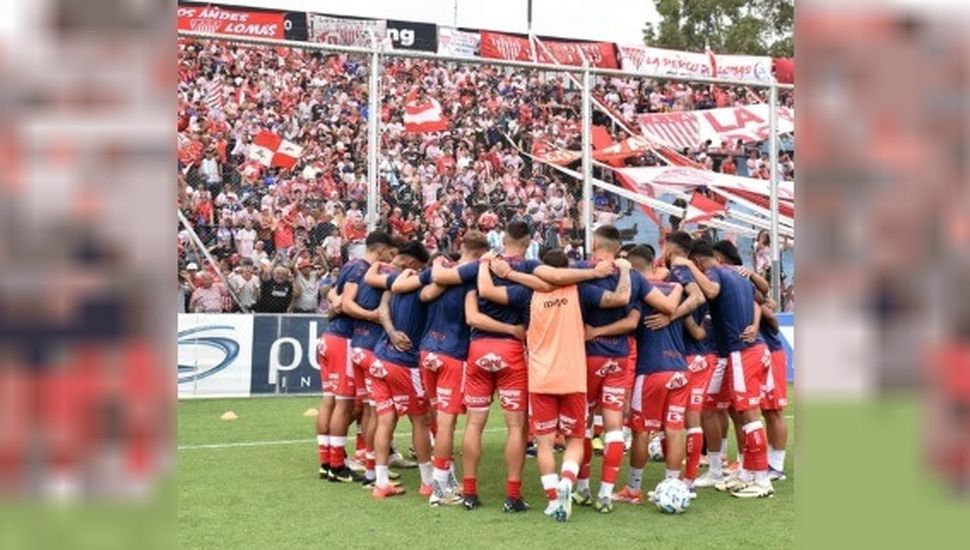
left=479, top=31, right=618, bottom=69
left=177, top=5, right=286, bottom=39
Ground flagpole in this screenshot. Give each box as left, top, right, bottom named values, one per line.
left=768, top=78, right=781, bottom=305
left=367, top=32, right=381, bottom=231
left=581, top=58, right=593, bottom=258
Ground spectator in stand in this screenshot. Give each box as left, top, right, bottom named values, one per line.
left=235, top=219, right=257, bottom=259
left=292, top=258, right=321, bottom=314
left=254, top=264, right=295, bottom=313
left=721, top=155, right=737, bottom=175
left=189, top=272, right=226, bottom=313
left=251, top=240, right=269, bottom=266
left=227, top=258, right=260, bottom=312
left=753, top=229, right=773, bottom=279
left=316, top=266, right=340, bottom=316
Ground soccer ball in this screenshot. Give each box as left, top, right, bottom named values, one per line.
left=653, top=478, right=691, bottom=514
left=648, top=435, right=664, bottom=462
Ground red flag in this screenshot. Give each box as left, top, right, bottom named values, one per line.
left=249, top=130, right=303, bottom=170
left=404, top=90, right=449, bottom=133
left=613, top=170, right=661, bottom=227
left=591, top=125, right=612, bottom=150
left=684, top=191, right=726, bottom=224
left=593, top=136, right=653, bottom=166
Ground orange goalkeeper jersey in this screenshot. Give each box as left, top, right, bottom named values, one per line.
left=526, top=285, right=588, bottom=394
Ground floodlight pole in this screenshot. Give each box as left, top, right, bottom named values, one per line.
left=581, top=60, right=593, bottom=258
left=367, top=32, right=381, bottom=231
left=768, top=79, right=781, bottom=305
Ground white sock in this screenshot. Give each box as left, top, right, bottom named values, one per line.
left=433, top=467, right=450, bottom=485
left=317, top=434, right=330, bottom=446
left=418, top=462, right=433, bottom=485
left=754, top=469, right=770, bottom=486
left=561, top=461, right=579, bottom=486
left=576, top=478, right=590, bottom=492
left=622, top=426, right=632, bottom=440
left=365, top=452, right=376, bottom=481
left=376, top=465, right=389, bottom=488
left=627, top=467, right=644, bottom=490
left=541, top=474, right=559, bottom=501
left=708, top=451, right=723, bottom=476
left=598, top=482, right=614, bottom=499
left=593, top=415, right=604, bottom=432
left=721, top=437, right=729, bottom=457
left=768, top=448, right=786, bottom=471
left=665, top=469, right=680, bottom=480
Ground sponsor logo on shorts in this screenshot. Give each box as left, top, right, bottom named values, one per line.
left=422, top=353, right=444, bottom=372
left=644, top=419, right=662, bottom=430
left=350, top=347, right=365, bottom=366
left=688, top=355, right=708, bottom=373
left=666, top=409, right=684, bottom=424
left=602, top=386, right=625, bottom=407
left=437, top=387, right=452, bottom=407
left=475, top=353, right=508, bottom=373
left=534, top=418, right=558, bottom=431
left=594, top=359, right=622, bottom=377
left=666, top=372, right=689, bottom=390
left=498, top=389, right=521, bottom=410
left=369, top=360, right=388, bottom=379
left=558, top=414, right=578, bottom=434
left=465, top=395, right=491, bottom=407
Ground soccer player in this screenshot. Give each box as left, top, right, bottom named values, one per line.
left=676, top=240, right=774, bottom=498
left=391, top=231, right=490, bottom=505
left=757, top=292, right=789, bottom=481
left=482, top=248, right=631, bottom=522
left=317, top=230, right=396, bottom=483
left=615, top=264, right=686, bottom=505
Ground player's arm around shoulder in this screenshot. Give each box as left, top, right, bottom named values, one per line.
left=598, top=259, right=632, bottom=308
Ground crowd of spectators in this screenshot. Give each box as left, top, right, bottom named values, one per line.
left=176, top=39, right=794, bottom=313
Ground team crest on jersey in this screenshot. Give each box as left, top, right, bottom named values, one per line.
left=595, top=359, right=622, bottom=377
left=350, top=347, right=365, bottom=366
left=423, top=353, right=444, bottom=372
left=369, top=360, right=388, bottom=379
left=475, top=353, right=508, bottom=372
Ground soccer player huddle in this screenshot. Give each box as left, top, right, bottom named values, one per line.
left=314, top=220, right=789, bottom=522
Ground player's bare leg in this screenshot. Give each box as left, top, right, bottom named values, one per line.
left=502, top=409, right=529, bottom=512
left=328, top=398, right=360, bottom=482
left=460, top=409, right=489, bottom=509
left=762, top=409, right=788, bottom=480
left=430, top=411, right=461, bottom=505
left=372, top=409, right=405, bottom=498
left=317, top=395, right=335, bottom=480
left=409, top=412, right=434, bottom=496
left=728, top=407, right=745, bottom=473
left=574, top=414, right=594, bottom=505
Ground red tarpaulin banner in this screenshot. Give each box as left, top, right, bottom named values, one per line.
left=773, top=57, right=794, bottom=84
left=480, top=31, right=619, bottom=69
left=637, top=104, right=795, bottom=151
left=178, top=6, right=285, bottom=38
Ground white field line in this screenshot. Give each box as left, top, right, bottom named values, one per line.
left=178, top=415, right=794, bottom=451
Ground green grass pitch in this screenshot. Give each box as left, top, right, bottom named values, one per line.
left=178, top=390, right=794, bottom=550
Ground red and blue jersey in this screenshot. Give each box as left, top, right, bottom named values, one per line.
left=351, top=265, right=395, bottom=351
left=706, top=265, right=765, bottom=356
left=473, top=256, right=541, bottom=340
left=420, top=263, right=478, bottom=360
left=684, top=304, right=716, bottom=357
left=325, top=258, right=370, bottom=339
left=374, top=271, right=429, bottom=368
left=759, top=319, right=784, bottom=352
left=576, top=264, right=654, bottom=358
left=634, top=280, right=687, bottom=375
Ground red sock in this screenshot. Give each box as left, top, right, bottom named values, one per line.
left=318, top=444, right=329, bottom=466
left=506, top=479, right=522, bottom=499
left=432, top=456, right=451, bottom=470
left=355, top=433, right=365, bottom=453
left=365, top=454, right=376, bottom=471
left=463, top=476, right=478, bottom=496
left=578, top=437, right=592, bottom=480
left=330, top=445, right=346, bottom=470
left=743, top=422, right=768, bottom=471
left=684, top=428, right=704, bottom=480
left=602, top=432, right=625, bottom=484
left=545, top=488, right=557, bottom=500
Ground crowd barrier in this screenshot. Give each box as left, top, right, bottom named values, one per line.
left=178, top=313, right=796, bottom=399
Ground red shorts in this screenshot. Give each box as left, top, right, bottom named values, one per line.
left=367, top=358, right=430, bottom=417
left=351, top=347, right=376, bottom=405
left=685, top=353, right=717, bottom=412
left=630, top=371, right=689, bottom=433
left=529, top=393, right=587, bottom=438
left=705, top=344, right=771, bottom=412
left=320, top=334, right=353, bottom=399
left=586, top=356, right=630, bottom=411
left=420, top=351, right=466, bottom=415
left=760, top=349, right=789, bottom=411
left=464, top=338, right=528, bottom=412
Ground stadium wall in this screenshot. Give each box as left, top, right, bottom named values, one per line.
left=178, top=313, right=796, bottom=399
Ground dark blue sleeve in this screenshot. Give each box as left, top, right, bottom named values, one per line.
left=457, top=262, right=479, bottom=283
left=386, top=272, right=400, bottom=288
left=506, top=285, right=533, bottom=310
left=518, top=259, right=541, bottom=274
left=578, top=283, right=605, bottom=309
left=632, top=270, right=654, bottom=302
left=346, top=261, right=367, bottom=284
left=706, top=267, right=723, bottom=285
left=418, top=268, right=432, bottom=285
left=671, top=265, right=695, bottom=286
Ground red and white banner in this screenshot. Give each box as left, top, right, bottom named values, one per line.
left=615, top=165, right=795, bottom=201
left=177, top=6, right=285, bottom=39
left=684, top=192, right=726, bottom=224
left=437, top=27, right=480, bottom=58
left=404, top=91, right=449, bottom=133
left=480, top=32, right=619, bottom=69
left=249, top=130, right=303, bottom=170
left=618, top=44, right=773, bottom=84
left=308, top=14, right=386, bottom=47
left=637, top=104, right=794, bottom=150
